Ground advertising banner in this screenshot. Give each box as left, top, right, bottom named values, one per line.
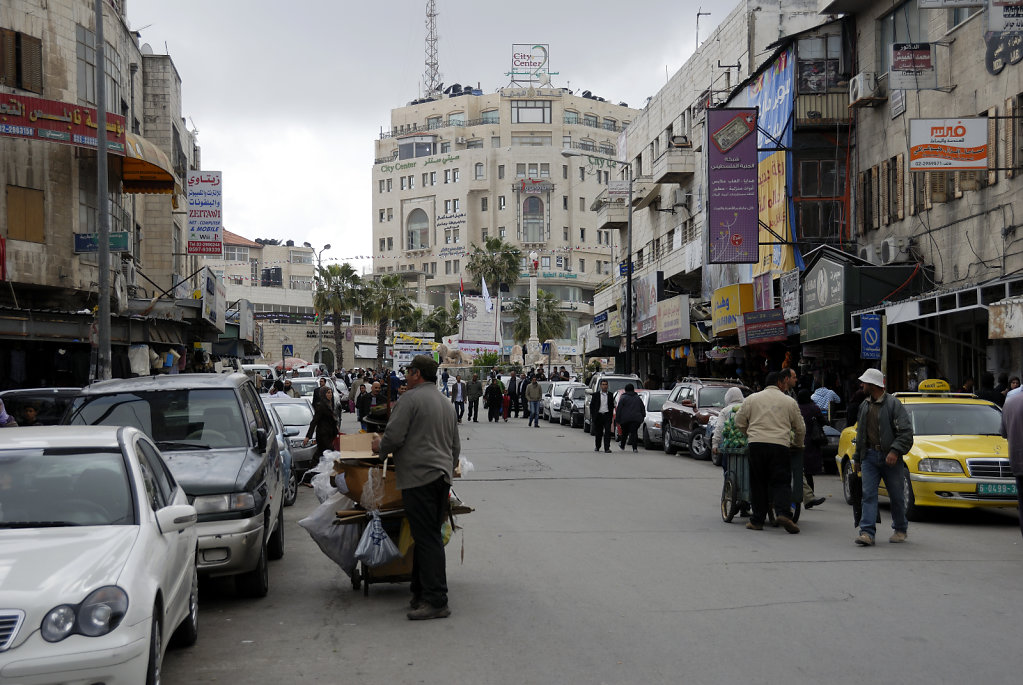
left=780, top=269, right=800, bottom=321
left=989, top=1, right=1023, bottom=33
left=187, top=171, right=224, bottom=255
left=460, top=296, right=499, bottom=345
left=890, top=43, right=938, bottom=90
left=656, top=295, right=691, bottom=344
left=197, top=266, right=226, bottom=334
left=712, top=284, right=754, bottom=336
left=919, top=1, right=983, bottom=7
left=909, top=118, right=988, bottom=170
left=747, top=47, right=799, bottom=277
left=737, top=308, right=788, bottom=346
left=634, top=271, right=664, bottom=339
left=754, top=272, right=773, bottom=311
left=707, top=108, right=759, bottom=264
left=0, top=94, right=125, bottom=152
left=607, top=309, right=623, bottom=338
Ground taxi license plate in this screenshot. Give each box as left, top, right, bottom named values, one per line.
left=978, top=483, right=1018, bottom=496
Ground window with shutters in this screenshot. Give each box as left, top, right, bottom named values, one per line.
left=1004, top=94, right=1023, bottom=178
left=6, top=185, right=45, bottom=243
left=927, top=171, right=953, bottom=205
left=858, top=169, right=875, bottom=234
left=882, top=155, right=904, bottom=224
left=0, top=29, right=43, bottom=93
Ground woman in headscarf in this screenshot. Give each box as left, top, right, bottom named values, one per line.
left=712, top=386, right=746, bottom=471
left=0, top=399, right=18, bottom=427
left=302, top=387, right=338, bottom=459
left=798, top=389, right=828, bottom=497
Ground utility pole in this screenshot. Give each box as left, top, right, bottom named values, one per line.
left=316, top=244, right=331, bottom=370
left=94, top=0, right=111, bottom=381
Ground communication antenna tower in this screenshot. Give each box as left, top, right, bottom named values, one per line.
left=424, top=0, right=442, bottom=97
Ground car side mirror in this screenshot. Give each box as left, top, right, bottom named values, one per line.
left=256, top=428, right=268, bottom=451
left=284, top=426, right=300, bottom=437
left=156, top=504, right=197, bottom=534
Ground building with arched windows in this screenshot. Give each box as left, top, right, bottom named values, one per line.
left=371, top=85, right=639, bottom=352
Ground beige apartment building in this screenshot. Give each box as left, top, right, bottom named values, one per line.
left=371, top=85, right=640, bottom=346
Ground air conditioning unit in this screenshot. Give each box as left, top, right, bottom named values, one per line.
left=121, top=258, right=137, bottom=286
left=454, top=136, right=466, bottom=144
left=849, top=72, right=880, bottom=107
left=858, top=244, right=879, bottom=265
left=880, top=236, right=912, bottom=265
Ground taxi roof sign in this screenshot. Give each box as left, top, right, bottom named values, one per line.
left=917, top=379, right=951, bottom=393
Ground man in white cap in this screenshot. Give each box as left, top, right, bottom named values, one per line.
left=853, top=367, right=914, bottom=546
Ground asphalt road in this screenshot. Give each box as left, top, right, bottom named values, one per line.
left=163, top=414, right=1023, bottom=685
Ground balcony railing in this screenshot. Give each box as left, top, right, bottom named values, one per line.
left=651, top=145, right=696, bottom=184
left=564, top=116, right=623, bottom=132
left=379, top=117, right=499, bottom=139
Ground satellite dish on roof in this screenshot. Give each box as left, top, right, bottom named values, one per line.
left=538, top=73, right=551, bottom=87
left=141, top=43, right=154, bottom=55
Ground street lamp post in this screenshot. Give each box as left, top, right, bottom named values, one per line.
left=561, top=149, right=634, bottom=375
left=315, top=244, right=331, bottom=370
left=527, top=250, right=540, bottom=366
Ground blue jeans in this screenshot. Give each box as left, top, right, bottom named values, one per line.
left=859, top=448, right=908, bottom=537
left=528, top=400, right=541, bottom=426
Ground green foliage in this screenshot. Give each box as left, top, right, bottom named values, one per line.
left=360, top=274, right=414, bottom=368
left=313, top=262, right=360, bottom=370
left=465, top=237, right=522, bottom=293
left=473, top=351, right=500, bottom=368
left=508, top=289, right=567, bottom=345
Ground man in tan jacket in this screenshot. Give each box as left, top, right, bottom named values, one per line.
left=734, top=368, right=805, bottom=534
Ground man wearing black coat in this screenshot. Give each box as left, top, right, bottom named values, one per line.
left=507, top=372, right=521, bottom=417
left=590, top=379, right=616, bottom=452
left=615, top=384, right=646, bottom=452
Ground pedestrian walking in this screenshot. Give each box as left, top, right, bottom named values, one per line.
left=441, top=368, right=450, bottom=397
left=525, top=377, right=543, bottom=427
left=371, top=355, right=459, bottom=620
left=615, top=384, right=646, bottom=452
left=797, top=389, right=828, bottom=509
left=590, top=379, right=615, bottom=452
left=712, top=386, right=746, bottom=471
left=484, top=378, right=503, bottom=422
left=302, top=388, right=338, bottom=460
left=357, top=381, right=383, bottom=431
left=852, top=367, right=915, bottom=546
left=999, top=392, right=1023, bottom=539
left=734, top=368, right=805, bottom=534
left=451, top=375, right=465, bottom=423
left=506, top=372, right=520, bottom=418
left=466, top=374, right=483, bottom=422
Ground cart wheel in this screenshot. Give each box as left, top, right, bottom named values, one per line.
left=721, top=475, right=738, bottom=523
left=351, top=567, right=361, bottom=591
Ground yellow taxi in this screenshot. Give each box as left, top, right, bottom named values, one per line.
left=835, top=379, right=1016, bottom=520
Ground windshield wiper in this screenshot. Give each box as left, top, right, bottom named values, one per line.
left=155, top=440, right=211, bottom=450
left=0, top=521, right=81, bottom=528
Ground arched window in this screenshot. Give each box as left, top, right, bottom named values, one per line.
left=406, top=209, right=429, bottom=250
left=474, top=162, right=485, bottom=179
left=522, top=197, right=544, bottom=243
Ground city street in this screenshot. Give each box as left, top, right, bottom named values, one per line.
left=164, top=416, right=1023, bottom=685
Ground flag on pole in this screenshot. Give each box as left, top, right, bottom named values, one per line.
left=458, top=276, right=464, bottom=311
left=481, top=276, right=493, bottom=311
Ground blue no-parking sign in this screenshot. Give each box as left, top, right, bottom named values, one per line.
left=861, top=314, right=881, bottom=360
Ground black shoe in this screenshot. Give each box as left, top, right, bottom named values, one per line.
left=605, top=448, right=612, bottom=453
left=805, top=497, right=826, bottom=509
left=619, top=442, right=625, bottom=451
left=594, top=447, right=600, bottom=452
left=409, top=596, right=423, bottom=610
left=407, top=604, right=451, bottom=620
left=633, top=447, right=638, bottom=452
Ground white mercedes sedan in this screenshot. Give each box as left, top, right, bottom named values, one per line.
left=0, top=426, right=199, bottom=684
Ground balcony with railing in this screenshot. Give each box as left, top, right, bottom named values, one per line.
left=651, top=141, right=696, bottom=184
left=591, top=188, right=628, bottom=230
left=378, top=116, right=500, bottom=140
left=795, top=92, right=851, bottom=127
left=563, top=116, right=623, bottom=133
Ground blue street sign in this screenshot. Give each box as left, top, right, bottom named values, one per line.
left=541, top=342, right=551, bottom=354
left=861, top=314, right=881, bottom=360
left=282, top=344, right=294, bottom=357
left=619, top=261, right=633, bottom=276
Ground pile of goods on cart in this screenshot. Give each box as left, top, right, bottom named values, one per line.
left=298, top=433, right=474, bottom=595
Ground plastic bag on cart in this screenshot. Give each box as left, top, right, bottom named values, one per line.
left=298, top=492, right=360, bottom=575
left=355, top=511, right=401, bottom=568
left=305, top=451, right=342, bottom=503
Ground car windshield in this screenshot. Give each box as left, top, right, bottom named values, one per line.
left=905, top=403, right=1003, bottom=436
left=68, top=389, right=247, bottom=449
left=647, top=395, right=668, bottom=412
left=571, top=388, right=586, bottom=399
left=698, top=386, right=740, bottom=408
left=539, top=382, right=552, bottom=394
left=603, top=378, right=636, bottom=394
left=0, top=447, right=134, bottom=527
left=0, top=392, right=78, bottom=426
left=290, top=380, right=319, bottom=397
left=270, top=402, right=313, bottom=426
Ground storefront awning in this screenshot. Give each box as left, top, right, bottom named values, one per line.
left=121, top=133, right=176, bottom=194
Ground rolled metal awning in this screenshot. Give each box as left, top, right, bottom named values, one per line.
left=121, top=133, right=176, bottom=194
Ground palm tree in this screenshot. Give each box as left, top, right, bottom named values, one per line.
left=508, top=289, right=567, bottom=346
left=360, top=274, right=414, bottom=368
left=313, top=262, right=360, bottom=371
left=425, top=299, right=461, bottom=340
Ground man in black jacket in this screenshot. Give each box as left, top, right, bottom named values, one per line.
left=507, top=372, right=520, bottom=417
left=590, top=379, right=616, bottom=452
left=615, top=384, right=647, bottom=452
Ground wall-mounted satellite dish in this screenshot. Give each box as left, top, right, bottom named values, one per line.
left=141, top=43, right=154, bottom=55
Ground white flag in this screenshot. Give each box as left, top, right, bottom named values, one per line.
left=481, top=277, right=494, bottom=311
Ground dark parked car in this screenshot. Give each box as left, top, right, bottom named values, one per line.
left=559, top=383, right=588, bottom=427
left=661, top=378, right=749, bottom=459
left=65, top=373, right=285, bottom=597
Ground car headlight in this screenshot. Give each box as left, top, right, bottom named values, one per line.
left=917, top=458, right=964, bottom=474
left=41, top=586, right=129, bottom=642
left=192, top=492, right=256, bottom=514
left=289, top=438, right=305, bottom=448
left=653, top=421, right=661, bottom=429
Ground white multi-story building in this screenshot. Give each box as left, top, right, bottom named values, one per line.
left=371, top=84, right=640, bottom=347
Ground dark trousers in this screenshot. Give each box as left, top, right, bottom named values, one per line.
left=402, top=477, right=450, bottom=609
left=510, top=394, right=521, bottom=417
left=619, top=421, right=641, bottom=449
left=592, top=411, right=613, bottom=450
left=453, top=401, right=464, bottom=421
left=488, top=401, right=501, bottom=422
left=467, top=398, right=479, bottom=421
left=748, top=442, right=793, bottom=524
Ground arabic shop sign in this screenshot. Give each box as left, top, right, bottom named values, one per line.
left=187, top=171, right=224, bottom=255
left=890, top=43, right=937, bottom=90
left=711, top=283, right=754, bottom=336
left=0, top=94, right=126, bottom=153
left=378, top=154, right=460, bottom=173
left=73, top=231, right=130, bottom=253
left=516, top=179, right=555, bottom=194
left=707, top=108, right=759, bottom=264
left=737, top=308, right=787, bottom=346
left=803, top=258, right=844, bottom=313
left=909, top=118, right=988, bottom=171
left=990, top=1, right=1023, bottom=33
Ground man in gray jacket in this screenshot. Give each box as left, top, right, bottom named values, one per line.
left=854, top=367, right=914, bottom=546
left=372, top=355, right=460, bottom=619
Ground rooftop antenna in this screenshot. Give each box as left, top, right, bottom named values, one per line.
left=696, top=8, right=711, bottom=49
left=424, top=0, right=442, bottom=97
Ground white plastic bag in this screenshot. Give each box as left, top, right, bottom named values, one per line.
left=354, top=511, right=401, bottom=568
left=297, top=492, right=360, bottom=575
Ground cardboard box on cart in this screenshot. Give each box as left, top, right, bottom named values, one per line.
left=333, top=433, right=404, bottom=510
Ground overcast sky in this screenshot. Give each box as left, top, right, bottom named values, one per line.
left=129, top=0, right=731, bottom=271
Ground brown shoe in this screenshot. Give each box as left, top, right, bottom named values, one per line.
left=407, top=604, right=451, bottom=620
left=776, top=514, right=800, bottom=534
left=745, top=521, right=763, bottom=531
left=889, top=531, right=907, bottom=543
left=855, top=532, right=875, bottom=546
